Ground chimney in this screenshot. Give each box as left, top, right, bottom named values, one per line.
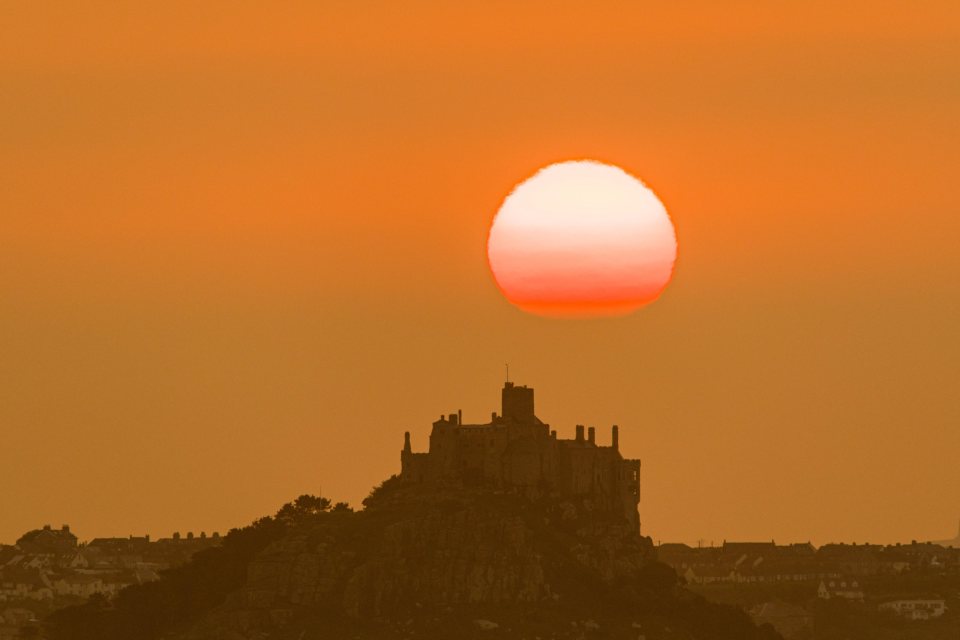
left=403, top=431, right=411, bottom=453
left=587, top=426, right=595, bottom=444
left=611, top=425, right=619, bottom=451
left=458, top=409, right=462, bottom=424
left=550, top=430, right=556, bottom=439
left=448, top=413, right=458, bottom=425
left=575, top=425, right=584, bottom=441
left=43, top=525, right=51, bottom=531
left=62, top=525, right=70, bottom=533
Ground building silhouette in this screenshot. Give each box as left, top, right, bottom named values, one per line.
left=401, top=382, right=641, bottom=530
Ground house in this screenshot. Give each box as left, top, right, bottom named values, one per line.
left=720, top=541, right=777, bottom=562
left=893, top=541, right=949, bottom=570
left=99, top=571, right=135, bottom=597
left=816, top=543, right=881, bottom=576
left=52, top=573, right=104, bottom=599
left=875, top=547, right=912, bottom=574
left=15, top=525, right=77, bottom=556
left=878, top=597, right=946, bottom=620
left=739, top=562, right=838, bottom=584
left=0, top=567, right=53, bottom=601
left=817, top=577, right=864, bottom=601
left=781, top=542, right=816, bottom=557
left=67, top=550, right=90, bottom=569
left=683, top=565, right=735, bottom=585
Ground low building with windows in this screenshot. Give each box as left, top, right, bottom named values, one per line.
left=817, top=577, right=864, bottom=601
left=878, top=597, right=946, bottom=620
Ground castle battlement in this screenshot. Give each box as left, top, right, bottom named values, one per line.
left=401, top=382, right=641, bottom=530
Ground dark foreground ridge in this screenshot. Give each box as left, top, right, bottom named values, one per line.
left=47, top=481, right=780, bottom=640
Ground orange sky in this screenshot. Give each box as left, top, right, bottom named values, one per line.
left=1, top=1, right=958, bottom=546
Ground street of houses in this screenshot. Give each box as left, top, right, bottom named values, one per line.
left=659, top=540, right=959, bottom=588
left=0, top=524, right=220, bottom=637
left=657, top=540, right=959, bottom=638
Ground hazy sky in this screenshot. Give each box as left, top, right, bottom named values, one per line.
left=2, top=1, right=958, bottom=546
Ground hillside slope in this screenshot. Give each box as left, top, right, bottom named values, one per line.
left=49, top=479, right=780, bottom=640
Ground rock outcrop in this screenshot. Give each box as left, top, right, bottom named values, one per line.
left=166, top=481, right=776, bottom=640
left=49, top=480, right=779, bottom=640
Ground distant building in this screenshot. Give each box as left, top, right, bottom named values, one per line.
left=15, top=525, right=77, bottom=555
left=401, top=382, right=642, bottom=530
left=817, top=577, right=864, bottom=601
left=878, top=597, right=946, bottom=620
left=721, top=541, right=777, bottom=560
left=683, top=565, right=735, bottom=585
left=52, top=573, right=105, bottom=599
left=815, top=543, right=881, bottom=576
left=0, top=567, right=53, bottom=601
left=659, top=541, right=838, bottom=586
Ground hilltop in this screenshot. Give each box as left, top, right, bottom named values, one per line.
left=47, top=478, right=779, bottom=640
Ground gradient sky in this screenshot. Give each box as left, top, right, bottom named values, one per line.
left=2, top=1, right=958, bottom=547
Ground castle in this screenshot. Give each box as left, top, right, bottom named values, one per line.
left=401, top=382, right=641, bottom=530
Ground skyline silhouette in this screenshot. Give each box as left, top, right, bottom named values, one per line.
left=3, top=0, right=958, bottom=563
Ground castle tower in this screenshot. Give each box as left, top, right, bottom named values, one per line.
left=501, top=382, right=535, bottom=423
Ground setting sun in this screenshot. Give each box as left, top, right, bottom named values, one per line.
left=487, top=160, right=677, bottom=317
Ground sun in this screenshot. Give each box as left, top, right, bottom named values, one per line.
left=487, top=160, right=677, bottom=317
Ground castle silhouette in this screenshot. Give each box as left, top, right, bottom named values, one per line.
left=401, top=382, right=641, bottom=530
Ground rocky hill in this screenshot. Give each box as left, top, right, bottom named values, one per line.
left=48, top=478, right=780, bottom=640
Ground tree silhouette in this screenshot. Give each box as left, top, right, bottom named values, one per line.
left=275, top=494, right=332, bottom=524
